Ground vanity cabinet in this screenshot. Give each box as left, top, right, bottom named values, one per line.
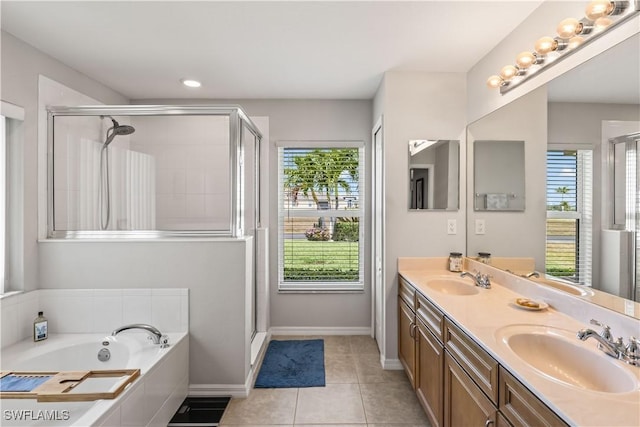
left=415, top=292, right=445, bottom=427
left=398, top=277, right=417, bottom=387
left=499, top=367, right=567, bottom=427
left=398, top=274, right=569, bottom=427
left=444, top=351, right=497, bottom=427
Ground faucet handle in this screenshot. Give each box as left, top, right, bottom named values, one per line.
left=626, top=337, right=639, bottom=357
left=589, top=319, right=612, bottom=340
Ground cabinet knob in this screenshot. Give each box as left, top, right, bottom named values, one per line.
left=484, top=420, right=494, bottom=427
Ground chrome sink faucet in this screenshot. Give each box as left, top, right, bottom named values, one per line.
left=460, top=271, right=491, bottom=289
left=523, top=271, right=540, bottom=278
left=112, top=323, right=170, bottom=348
left=577, top=319, right=639, bottom=366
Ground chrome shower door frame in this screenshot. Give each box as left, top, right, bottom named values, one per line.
left=46, top=105, right=263, bottom=239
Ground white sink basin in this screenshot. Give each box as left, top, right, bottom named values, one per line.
left=425, top=277, right=479, bottom=296
left=496, top=325, right=637, bottom=393
left=532, top=278, right=595, bottom=297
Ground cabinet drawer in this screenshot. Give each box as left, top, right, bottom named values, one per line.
left=499, top=367, right=568, bottom=427
left=416, top=291, right=444, bottom=343
left=444, top=318, right=499, bottom=404
left=399, top=276, right=416, bottom=310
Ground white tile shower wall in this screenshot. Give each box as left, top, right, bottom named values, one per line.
left=0, top=289, right=188, bottom=349
left=130, top=115, right=231, bottom=230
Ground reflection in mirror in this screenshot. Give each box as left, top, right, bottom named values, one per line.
left=469, top=33, right=640, bottom=319
left=408, top=139, right=459, bottom=210
left=473, top=140, right=525, bottom=211
left=548, top=32, right=639, bottom=309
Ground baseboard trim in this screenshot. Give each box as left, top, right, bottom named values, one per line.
left=188, top=383, right=249, bottom=398
left=382, top=357, right=403, bottom=370
left=269, top=326, right=372, bottom=336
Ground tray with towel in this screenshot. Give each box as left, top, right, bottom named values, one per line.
left=0, top=369, right=140, bottom=402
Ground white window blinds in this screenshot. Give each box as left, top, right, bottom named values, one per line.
left=278, top=145, right=364, bottom=291
left=545, top=150, right=592, bottom=285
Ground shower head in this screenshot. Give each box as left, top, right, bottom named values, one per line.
left=101, top=115, right=135, bottom=146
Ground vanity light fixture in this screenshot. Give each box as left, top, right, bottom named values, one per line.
left=487, top=0, right=639, bottom=92
left=181, top=79, right=202, bottom=88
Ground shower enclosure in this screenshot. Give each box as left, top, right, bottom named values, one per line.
left=47, top=105, right=263, bottom=338
left=47, top=105, right=262, bottom=238
left=608, top=131, right=639, bottom=302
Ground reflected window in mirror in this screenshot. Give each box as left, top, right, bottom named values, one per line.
left=473, top=140, right=525, bottom=211
left=545, top=150, right=593, bottom=286
left=408, top=139, right=459, bottom=211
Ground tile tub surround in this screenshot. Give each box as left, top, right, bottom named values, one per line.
left=0, top=288, right=188, bottom=349
left=220, top=335, right=429, bottom=426
left=398, top=258, right=640, bottom=427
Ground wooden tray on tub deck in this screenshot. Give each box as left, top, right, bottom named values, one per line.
left=0, top=369, right=140, bottom=402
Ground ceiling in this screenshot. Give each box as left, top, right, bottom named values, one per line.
left=0, top=1, right=544, bottom=100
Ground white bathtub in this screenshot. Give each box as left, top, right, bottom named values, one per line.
left=1, top=332, right=189, bottom=426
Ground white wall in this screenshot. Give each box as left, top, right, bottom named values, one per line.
left=467, top=87, right=548, bottom=270
left=38, top=239, right=252, bottom=390
left=377, top=71, right=467, bottom=362
left=136, top=98, right=374, bottom=332
left=1, top=31, right=129, bottom=292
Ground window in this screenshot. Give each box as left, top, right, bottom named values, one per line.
left=278, top=144, right=364, bottom=291
left=545, top=150, right=592, bottom=285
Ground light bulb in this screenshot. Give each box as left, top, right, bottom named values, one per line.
left=486, top=75, right=503, bottom=89
left=181, top=79, right=202, bottom=88
left=534, top=36, right=557, bottom=55
left=594, top=16, right=613, bottom=31
left=499, top=65, right=518, bottom=81
left=557, top=18, right=583, bottom=39
left=568, top=36, right=585, bottom=49
left=585, top=0, right=613, bottom=20
left=516, top=51, right=536, bottom=69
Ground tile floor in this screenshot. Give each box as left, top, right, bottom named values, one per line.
left=220, top=335, right=431, bottom=426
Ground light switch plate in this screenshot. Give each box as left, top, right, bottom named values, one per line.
left=475, top=219, right=486, bottom=235
left=447, top=219, right=457, bottom=235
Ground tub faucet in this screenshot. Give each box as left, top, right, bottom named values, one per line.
left=524, top=271, right=540, bottom=278
left=460, top=271, right=491, bottom=289
left=577, top=319, right=640, bottom=366
left=112, top=323, right=169, bottom=348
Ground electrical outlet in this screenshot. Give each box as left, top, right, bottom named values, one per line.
left=447, top=219, right=457, bottom=235
left=475, top=219, right=486, bottom=235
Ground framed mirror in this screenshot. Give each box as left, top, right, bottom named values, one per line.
left=408, top=139, right=459, bottom=210
left=473, top=140, right=525, bottom=211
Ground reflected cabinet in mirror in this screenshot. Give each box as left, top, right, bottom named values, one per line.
left=408, top=139, right=459, bottom=211
left=466, top=33, right=640, bottom=319
left=473, top=140, right=525, bottom=211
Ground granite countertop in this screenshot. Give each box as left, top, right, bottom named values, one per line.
left=398, top=260, right=640, bottom=427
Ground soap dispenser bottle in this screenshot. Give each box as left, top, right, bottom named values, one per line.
left=33, top=311, right=48, bottom=341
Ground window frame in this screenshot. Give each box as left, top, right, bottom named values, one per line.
left=277, top=141, right=365, bottom=293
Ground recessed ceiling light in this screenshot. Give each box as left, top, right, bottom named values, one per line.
left=181, top=79, right=201, bottom=88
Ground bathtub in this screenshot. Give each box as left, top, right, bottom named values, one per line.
left=1, top=332, right=189, bottom=426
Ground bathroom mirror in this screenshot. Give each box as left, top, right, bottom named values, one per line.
left=473, top=140, right=525, bottom=211
left=466, top=33, right=640, bottom=319
left=408, top=139, right=459, bottom=210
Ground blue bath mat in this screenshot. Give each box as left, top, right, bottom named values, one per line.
left=254, top=339, right=325, bottom=388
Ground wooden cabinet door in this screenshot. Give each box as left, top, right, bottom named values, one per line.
left=416, top=319, right=444, bottom=427
left=398, top=298, right=416, bottom=388
left=444, top=352, right=497, bottom=427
